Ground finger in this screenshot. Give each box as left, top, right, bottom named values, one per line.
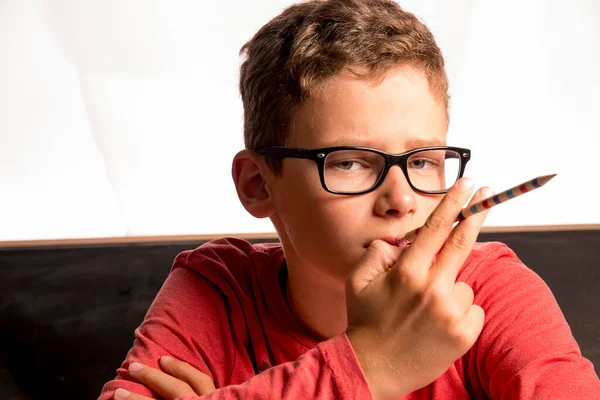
left=452, top=281, right=475, bottom=313
left=113, top=388, right=153, bottom=400
left=401, top=178, right=475, bottom=272
left=432, top=186, right=494, bottom=281
left=346, top=239, right=404, bottom=296
left=456, top=304, right=485, bottom=353
left=160, top=356, right=216, bottom=395
left=128, top=362, right=196, bottom=399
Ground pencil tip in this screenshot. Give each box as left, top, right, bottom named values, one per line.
left=538, top=173, right=557, bottom=185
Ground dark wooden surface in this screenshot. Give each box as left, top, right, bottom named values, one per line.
left=0, top=231, right=598, bottom=399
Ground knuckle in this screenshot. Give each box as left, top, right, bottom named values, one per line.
left=429, top=291, right=451, bottom=316
left=173, top=381, right=192, bottom=394
left=448, top=325, right=473, bottom=348
left=362, top=239, right=399, bottom=269
left=425, top=213, right=450, bottom=233
left=369, top=239, right=390, bottom=257
left=444, top=192, right=464, bottom=209
left=198, top=374, right=214, bottom=386
left=399, top=278, right=438, bottom=311
left=406, top=281, right=428, bottom=304
left=455, top=282, right=474, bottom=300
left=459, top=281, right=474, bottom=294
left=447, top=230, right=473, bottom=251
left=424, top=279, right=442, bottom=299
left=448, top=307, right=483, bottom=349
left=389, top=265, right=425, bottom=293
left=427, top=283, right=458, bottom=317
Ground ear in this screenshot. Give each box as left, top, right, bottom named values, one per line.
left=231, top=150, right=276, bottom=219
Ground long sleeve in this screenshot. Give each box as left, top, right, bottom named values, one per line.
left=98, top=253, right=372, bottom=399
left=462, top=244, right=600, bottom=399
left=98, top=267, right=234, bottom=399
left=174, top=333, right=371, bottom=400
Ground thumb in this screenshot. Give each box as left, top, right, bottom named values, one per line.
left=346, top=240, right=405, bottom=296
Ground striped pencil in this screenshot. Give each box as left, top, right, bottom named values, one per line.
left=401, top=174, right=557, bottom=243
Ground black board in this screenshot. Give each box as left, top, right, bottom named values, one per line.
left=0, top=231, right=598, bottom=399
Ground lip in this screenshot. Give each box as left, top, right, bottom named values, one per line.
left=363, top=236, right=402, bottom=248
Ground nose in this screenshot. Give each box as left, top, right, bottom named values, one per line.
left=373, top=165, right=418, bottom=218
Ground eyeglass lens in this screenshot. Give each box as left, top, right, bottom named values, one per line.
left=323, top=149, right=461, bottom=193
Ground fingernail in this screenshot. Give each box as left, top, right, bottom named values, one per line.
left=459, top=177, right=473, bottom=189
left=128, top=362, right=143, bottom=374
left=161, top=355, right=175, bottom=364
left=481, top=187, right=494, bottom=197
left=114, top=388, right=130, bottom=399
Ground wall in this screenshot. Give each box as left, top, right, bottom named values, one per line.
left=1, top=0, right=599, bottom=241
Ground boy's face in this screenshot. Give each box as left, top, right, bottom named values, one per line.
left=268, top=65, right=448, bottom=282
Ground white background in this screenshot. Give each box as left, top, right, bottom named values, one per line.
left=1, top=0, right=599, bottom=241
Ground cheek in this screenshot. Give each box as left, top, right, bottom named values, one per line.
left=318, top=197, right=368, bottom=227
left=275, top=174, right=368, bottom=265
left=291, top=196, right=369, bottom=262
left=279, top=184, right=361, bottom=240
left=274, top=168, right=327, bottom=233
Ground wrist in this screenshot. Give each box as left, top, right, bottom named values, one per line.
left=346, top=329, right=413, bottom=400
left=318, top=333, right=376, bottom=400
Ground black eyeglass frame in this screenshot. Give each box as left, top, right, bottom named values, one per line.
left=257, top=145, right=471, bottom=195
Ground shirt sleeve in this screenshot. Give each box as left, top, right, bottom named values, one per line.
left=175, top=334, right=371, bottom=400
left=98, top=262, right=372, bottom=400
left=98, top=265, right=229, bottom=399
left=465, top=245, right=600, bottom=399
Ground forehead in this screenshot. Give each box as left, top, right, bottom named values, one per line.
left=288, top=65, right=448, bottom=152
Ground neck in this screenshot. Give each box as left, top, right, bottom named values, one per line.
left=284, top=260, right=348, bottom=340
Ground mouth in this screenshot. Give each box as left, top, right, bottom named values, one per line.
left=363, top=236, right=403, bottom=248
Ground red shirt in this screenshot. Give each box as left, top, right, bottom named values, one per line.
left=99, top=237, right=600, bottom=399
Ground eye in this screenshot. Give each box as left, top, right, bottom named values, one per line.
left=324, top=150, right=382, bottom=174
left=334, top=160, right=364, bottom=171
left=408, top=158, right=435, bottom=169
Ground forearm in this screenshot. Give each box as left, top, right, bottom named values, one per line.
left=100, top=334, right=372, bottom=400
left=172, top=334, right=370, bottom=400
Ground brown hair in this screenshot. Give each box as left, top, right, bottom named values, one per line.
left=239, top=0, right=448, bottom=172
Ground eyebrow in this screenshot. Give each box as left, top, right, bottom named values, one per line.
left=405, top=138, right=446, bottom=148
left=318, top=137, right=446, bottom=149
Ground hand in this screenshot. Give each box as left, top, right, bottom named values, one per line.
left=113, top=356, right=216, bottom=399
left=346, top=178, right=493, bottom=400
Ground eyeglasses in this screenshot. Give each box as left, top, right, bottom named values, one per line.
left=257, top=145, right=471, bottom=195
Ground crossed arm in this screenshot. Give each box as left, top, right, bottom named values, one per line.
left=112, top=356, right=215, bottom=399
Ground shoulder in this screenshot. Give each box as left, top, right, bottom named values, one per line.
left=457, top=240, right=559, bottom=310
left=175, top=236, right=282, bottom=266
left=173, top=237, right=283, bottom=273
left=458, top=241, right=536, bottom=286
left=465, top=241, right=521, bottom=268
left=170, top=236, right=284, bottom=295
left=458, top=241, right=569, bottom=343
left=121, top=240, right=275, bottom=390
left=456, top=244, right=599, bottom=397
left=146, top=237, right=284, bottom=354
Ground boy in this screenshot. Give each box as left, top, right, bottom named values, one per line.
left=100, top=0, right=600, bottom=398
